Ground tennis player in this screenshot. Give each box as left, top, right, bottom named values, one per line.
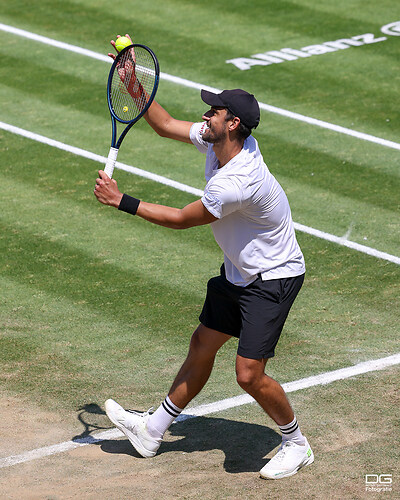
left=95, top=48, right=314, bottom=479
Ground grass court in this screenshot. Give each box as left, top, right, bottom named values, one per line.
left=0, top=1, right=399, bottom=498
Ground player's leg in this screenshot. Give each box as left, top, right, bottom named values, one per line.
left=105, top=324, right=231, bottom=458
left=167, top=323, right=232, bottom=408
left=145, top=324, right=231, bottom=440
left=236, top=274, right=314, bottom=479
left=105, top=267, right=236, bottom=458
left=235, top=355, right=314, bottom=479
left=236, top=274, right=303, bottom=427
left=236, top=356, right=305, bottom=442
left=235, top=356, right=294, bottom=425
left=142, top=268, right=239, bottom=447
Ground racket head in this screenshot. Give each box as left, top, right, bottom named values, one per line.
left=107, top=44, right=159, bottom=125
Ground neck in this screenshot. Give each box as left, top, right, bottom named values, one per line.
left=213, top=137, right=244, bottom=168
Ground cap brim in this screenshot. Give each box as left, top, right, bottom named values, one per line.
left=201, top=90, right=224, bottom=107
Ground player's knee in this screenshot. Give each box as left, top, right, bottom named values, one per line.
left=189, top=329, right=203, bottom=352
left=236, top=366, right=256, bottom=391
left=235, top=357, right=267, bottom=392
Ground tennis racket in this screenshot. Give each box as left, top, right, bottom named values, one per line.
left=104, top=43, right=159, bottom=178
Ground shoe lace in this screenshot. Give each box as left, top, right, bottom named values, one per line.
left=125, top=407, right=154, bottom=417
left=274, top=441, right=295, bottom=462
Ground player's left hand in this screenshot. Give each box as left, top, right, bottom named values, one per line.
left=94, top=170, right=123, bottom=208
left=108, top=33, right=133, bottom=60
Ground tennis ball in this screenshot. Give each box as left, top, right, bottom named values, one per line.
left=123, top=106, right=128, bottom=112
left=115, top=36, right=131, bottom=52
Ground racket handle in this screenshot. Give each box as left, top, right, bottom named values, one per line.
left=104, top=147, right=118, bottom=178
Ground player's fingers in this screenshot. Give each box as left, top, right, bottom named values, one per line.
left=110, top=40, right=118, bottom=55
left=95, top=178, right=109, bottom=188
left=99, top=169, right=110, bottom=181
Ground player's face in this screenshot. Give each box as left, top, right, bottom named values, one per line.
left=201, top=107, right=231, bottom=143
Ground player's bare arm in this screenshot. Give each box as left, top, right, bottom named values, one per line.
left=136, top=197, right=217, bottom=229
left=143, top=100, right=193, bottom=143
left=94, top=170, right=217, bottom=229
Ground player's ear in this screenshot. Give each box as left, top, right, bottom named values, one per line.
left=229, top=116, right=241, bottom=132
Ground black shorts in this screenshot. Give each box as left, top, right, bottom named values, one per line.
left=199, top=266, right=304, bottom=360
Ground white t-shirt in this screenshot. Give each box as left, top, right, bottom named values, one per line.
left=190, top=122, right=305, bottom=287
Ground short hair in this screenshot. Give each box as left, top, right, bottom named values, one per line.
left=225, top=109, right=252, bottom=139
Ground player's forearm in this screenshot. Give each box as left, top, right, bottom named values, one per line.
left=118, top=194, right=188, bottom=229
left=117, top=195, right=216, bottom=228
left=136, top=201, right=190, bottom=229
left=144, top=100, right=193, bottom=143
left=144, top=100, right=170, bottom=134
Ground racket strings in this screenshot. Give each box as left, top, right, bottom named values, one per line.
left=110, top=47, right=157, bottom=122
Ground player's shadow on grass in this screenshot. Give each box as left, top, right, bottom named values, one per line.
left=100, top=414, right=281, bottom=473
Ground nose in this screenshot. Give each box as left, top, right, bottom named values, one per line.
left=202, top=109, right=212, bottom=121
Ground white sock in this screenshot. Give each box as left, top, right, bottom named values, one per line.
left=278, top=416, right=306, bottom=445
left=146, top=395, right=183, bottom=439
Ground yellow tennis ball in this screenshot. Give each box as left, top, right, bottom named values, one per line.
left=123, top=106, right=128, bottom=112
left=115, top=36, right=131, bottom=52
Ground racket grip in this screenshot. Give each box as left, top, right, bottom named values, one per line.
left=104, top=147, right=118, bottom=178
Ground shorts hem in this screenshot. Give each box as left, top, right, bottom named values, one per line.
left=198, top=318, right=238, bottom=338
left=236, top=348, right=275, bottom=360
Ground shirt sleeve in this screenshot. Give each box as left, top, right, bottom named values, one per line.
left=201, top=176, right=242, bottom=219
left=190, top=122, right=209, bottom=153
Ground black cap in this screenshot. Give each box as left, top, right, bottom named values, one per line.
left=201, top=89, right=260, bottom=129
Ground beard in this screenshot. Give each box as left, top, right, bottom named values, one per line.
left=201, top=124, right=225, bottom=144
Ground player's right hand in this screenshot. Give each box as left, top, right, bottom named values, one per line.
left=94, top=170, right=123, bottom=208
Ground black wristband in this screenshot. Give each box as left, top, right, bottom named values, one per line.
left=118, top=194, right=141, bottom=215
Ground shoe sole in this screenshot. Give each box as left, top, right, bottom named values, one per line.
left=105, top=400, right=156, bottom=458
left=260, top=449, right=314, bottom=480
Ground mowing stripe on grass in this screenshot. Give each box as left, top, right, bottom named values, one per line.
left=1, top=353, right=399, bottom=468
left=0, top=121, right=203, bottom=197
left=1, top=22, right=400, bottom=152
left=1, top=120, right=399, bottom=266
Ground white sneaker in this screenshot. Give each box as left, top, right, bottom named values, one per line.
left=260, top=439, right=314, bottom=480
left=105, top=399, right=161, bottom=458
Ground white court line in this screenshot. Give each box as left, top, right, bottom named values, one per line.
left=1, top=120, right=399, bottom=266
left=1, top=22, right=400, bottom=151
left=0, top=122, right=203, bottom=198
left=1, top=352, right=399, bottom=468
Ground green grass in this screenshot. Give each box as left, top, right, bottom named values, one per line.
left=0, top=0, right=399, bottom=496
left=0, top=134, right=398, bottom=412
